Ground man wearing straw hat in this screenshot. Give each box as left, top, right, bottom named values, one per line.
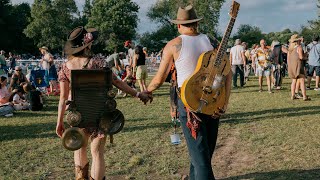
left=146, top=5, right=232, bottom=180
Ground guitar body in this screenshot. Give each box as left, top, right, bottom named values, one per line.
left=180, top=50, right=231, bottom=115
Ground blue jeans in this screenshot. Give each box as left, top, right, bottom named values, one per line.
left=178, top=99, right=219, bottom=180
left=0, top=105, right=14, bottom=116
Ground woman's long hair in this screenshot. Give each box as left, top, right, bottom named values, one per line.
left=135, top=45, right=145, bottom=59
left=288, top=42, right=298, bottom=53
left=0, top=76, right=7, bottom=89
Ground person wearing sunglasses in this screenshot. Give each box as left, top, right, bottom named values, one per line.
left=9, top=66, right=29, bottom=92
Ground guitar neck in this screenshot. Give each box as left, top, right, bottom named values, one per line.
left=214, top=17, right=236, bottom=66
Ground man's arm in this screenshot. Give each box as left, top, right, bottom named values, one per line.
left=147, top=39, right=178, bottom=92
left=229, top=52, right=233, bottom=66
left=241, top=51, right=246, bottom=65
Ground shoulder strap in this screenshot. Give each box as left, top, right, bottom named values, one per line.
left=82, top=58, right=91, bottom=69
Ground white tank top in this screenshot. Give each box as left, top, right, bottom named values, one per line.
left=175, top=34, right=213, bottom=87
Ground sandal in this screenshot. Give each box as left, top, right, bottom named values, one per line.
left=303, top=97, right=311, bottom=101
left=295, top=93, right=303, bottom=99
left=291, top=96, right=297, bottom=100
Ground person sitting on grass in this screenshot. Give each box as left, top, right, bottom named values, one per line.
left=9, top=66, right=29, bottom=92
left=0, top=76, right=14, bottom=117
left=0, top=76, right=10, bottom=105
left=23, top=83, right=43, bottom=111
left=10, top=86, right=29, bottom=110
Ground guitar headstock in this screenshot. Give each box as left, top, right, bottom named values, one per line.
left=229, top=1, right=240, bottom=19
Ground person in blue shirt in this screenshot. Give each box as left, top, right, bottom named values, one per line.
left=306, top=35, right=320, bottom=90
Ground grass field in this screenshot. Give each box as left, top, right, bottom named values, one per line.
left=0, top=76, right=320, bottom=180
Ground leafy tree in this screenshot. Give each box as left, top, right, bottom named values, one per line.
left=143, top=0, right=225, bottom=52
left=8, top=3, right=34, bottom=53
left=299, top=0, right=320, bottom=43
left=0, top=1, right=34, bottom=53
left=264, top=29, right=297, bottom=45
left=233, top=24, right=264, bottom=47
left=139, top=24, right=176, bottom=52
left=0, top=0, right=13, bottom=52
left=24, top=0, right=78, bottom=52
left=88, top=0, right=139, bottom=53
left=147, top=0, right=225, bottom=37
left=73, top=0, right=92, bottom=27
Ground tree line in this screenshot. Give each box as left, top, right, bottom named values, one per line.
left=1, top=0, right=319, bottom=56
left=0, top=0, right=139, bottom=55
left=141, top=0, right=320, bottom=52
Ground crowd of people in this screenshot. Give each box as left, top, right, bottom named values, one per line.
left=0, top=4, right=319, bottom=180
left=0, top=40, right=163, bottom=117
left=0, top=46, right=70, bottom=116
left=229, top=34, right=320, bottom=100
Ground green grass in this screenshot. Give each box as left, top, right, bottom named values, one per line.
left=0, top=76, right=320, bottom=180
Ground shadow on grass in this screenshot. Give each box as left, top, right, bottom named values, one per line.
left=222, top=106, right=320, bottom=124
left=128, top=117, right=150, bottom=122
left=220, top=168, right=320, bottom=180
left=14, top=111, right=57, bottom=117
left=122, top=122, right=172, bottom=133
left=0, top=122, right=56, bottom=141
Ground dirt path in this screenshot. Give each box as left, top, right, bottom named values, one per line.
left=213, top=125, right=255, bottom=179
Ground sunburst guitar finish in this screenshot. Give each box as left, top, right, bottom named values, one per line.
left=180, top=0, right=240, bottom=115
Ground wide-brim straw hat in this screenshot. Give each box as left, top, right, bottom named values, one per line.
left=64, top=26, right=98, bottom=55
left=289, top=34, right=303, bottom=43
left=170, top=5, right=203, bottom=25
left=39, top=46, right=49, bottom=51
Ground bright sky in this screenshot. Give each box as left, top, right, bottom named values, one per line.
left=12, top=0, right=319, bottom=35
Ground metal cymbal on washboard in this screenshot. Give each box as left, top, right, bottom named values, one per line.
left=100, top=109, right=125, bottom=135
left=62, top=127, right=87, bottom=151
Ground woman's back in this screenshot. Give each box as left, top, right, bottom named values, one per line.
left=288, top=47, right=302, bottom=79
left=59, top=57, right=105, bottom=82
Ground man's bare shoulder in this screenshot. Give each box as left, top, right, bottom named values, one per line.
left=164, top=37, right=182, bottom=55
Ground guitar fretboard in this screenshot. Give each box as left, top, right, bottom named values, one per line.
left=214, top=17, right=236, bottom=67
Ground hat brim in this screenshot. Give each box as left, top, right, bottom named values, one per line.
left=64, top=41, right=93, bottom=56
left=39, top=47, right=48, bottom=51
left=64, top=28, right=98, bottom=56
left=170, top=18, right=203, bottom=25
left=290, top=38, right=303, bottom=43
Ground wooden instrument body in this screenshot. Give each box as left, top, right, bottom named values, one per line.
left=180, top=50, right=231, bottom=115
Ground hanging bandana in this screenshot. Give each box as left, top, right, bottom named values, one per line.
left=186, top=108, right=201, bottom=139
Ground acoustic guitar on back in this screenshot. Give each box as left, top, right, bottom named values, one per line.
left=180, top=1, right=240, bottom=115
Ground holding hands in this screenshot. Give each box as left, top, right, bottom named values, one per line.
left=137, top=91, right=153, bottom=105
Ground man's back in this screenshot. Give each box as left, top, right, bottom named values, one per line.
left=230, top=45, right=244, bottom=65
left=106, top=53, right=119, bottom=67
left=171, top=34, right=213, bottom=87
left=307, top=42, right=320, bottom=66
